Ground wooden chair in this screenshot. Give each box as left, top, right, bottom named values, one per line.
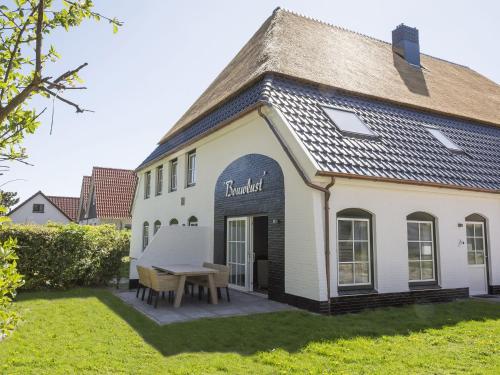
left=196, top=262, right=231, bottom=302
left=136, top=265, right=151, bottom=301
left=148, top=268, right=180, bottom=308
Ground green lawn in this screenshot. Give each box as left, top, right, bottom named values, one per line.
left=1, top=289, right=499, bottom=374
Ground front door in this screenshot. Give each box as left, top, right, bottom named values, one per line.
left=466, top=222, right=488, bottom=295
left=226, top=217, right=252, bottom=290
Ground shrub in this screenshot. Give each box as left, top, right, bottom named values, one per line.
left=0, top=223, right=130, bottom=290
left=0, top=237, right=24, bottom=339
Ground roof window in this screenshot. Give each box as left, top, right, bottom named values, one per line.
left=425, top=126, right=462, bottom=152
left=323, top=107, right=377, bottom=138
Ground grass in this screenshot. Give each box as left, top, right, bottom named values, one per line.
left=1, top=289, right=499, bottom=374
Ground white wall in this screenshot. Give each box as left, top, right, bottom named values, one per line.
left=327, top=178, right=500, bottom=296
left=8, top=193, right=71, bottom=225
left=135, top=226, right=210, bottom=272
left=130, top=108, right=327, bottom=300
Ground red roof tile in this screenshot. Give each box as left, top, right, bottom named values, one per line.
left=91, top=167, right=137, bottom=219
left=46, top=196, right=80, bottom=222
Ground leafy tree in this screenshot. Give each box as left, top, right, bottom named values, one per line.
left=0, top=0, right=120, bottom=338
left=0, top=190, right=19, bottom=212
left=0, top=0, right=121, bottom=173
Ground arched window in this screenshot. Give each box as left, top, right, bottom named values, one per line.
left=169, top=218, right=179, bottom=226
left=188, top=216, right=198, bottom=227
left=153, top=220, right=161, bottom=235
left=407, top=212, right=437, bottom=284
left=465, top=214, right=487, bottom=266
left=337, top=209, right=373, bottom=289
left=142, top=222, right=149, bottom=251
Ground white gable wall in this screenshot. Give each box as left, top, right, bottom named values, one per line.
left=8, top=193, right=70, bottom=224
left=130, top=108, right=327, bottom=301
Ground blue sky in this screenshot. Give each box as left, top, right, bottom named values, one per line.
left=5, top=0, right=500, bottom=202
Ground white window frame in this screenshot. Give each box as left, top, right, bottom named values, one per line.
left=186, top=150, right=196, bottom=187
left=142, top=222, right=149, bottom=251
left=169, top=159, right=178, bottom=192
left=144, top=171, right=151, bottom=199
left=337, top=217, right=372, bottom=287
left=465, top=221, right=486, bottom=266
left=407, top=220, right=436, bottom=282
left=155, top=165, right=163, bottom=196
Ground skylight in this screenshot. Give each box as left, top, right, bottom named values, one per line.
left=426, top=127, right=462, bottom=152
left=323, top=107, right=377, bottom=138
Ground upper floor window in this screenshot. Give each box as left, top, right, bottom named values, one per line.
left=407, top=212, right=437, bottom=284
left=169, top=218, right=179, bottom=226
left=142, top=221, right=149, bottom=251
left=169, top=159, right=178, bottom=192
left=155, top=165, right=163, bottom=196
left=144, top=171, right=151, bottom=199
left=337, top=209, right=373, bottom=288
left=425, top=126, right=463, bottom=153
left=323, top=107, right=377, bottom=139
left=188, top=216, right=198, bottom=227
left=32, top=204, right=44, bottom=213
left=186, top=150, right=196, bottom=187
left=153, top=220, right=161, bottom=234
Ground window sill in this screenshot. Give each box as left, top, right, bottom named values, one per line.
left=409, top=282, right=441, bottom=291
left=337, top=288, right=378, bottom=296
left=186, top=184, right=196, bottom=188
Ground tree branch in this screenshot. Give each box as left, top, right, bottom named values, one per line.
left=0, top=5, right=38, bottom=104
left=41, top=87, right=93, bottom=113
left=35, top=0, right=45, bottom=78
left=52, top=62, right=88, bottom=84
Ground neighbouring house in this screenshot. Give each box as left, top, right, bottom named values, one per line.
left=129, top=8, right=500, bottom=314
left=77, top=175, right=91, bottom=222
left=8, top=191, right=79, bottom=224
left=79, top=167, right=137, bottom=229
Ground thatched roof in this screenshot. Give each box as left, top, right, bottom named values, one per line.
left=159, top=8, right=500, bottom=143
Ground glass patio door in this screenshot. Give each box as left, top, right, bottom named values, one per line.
left=227, top=217, right=250, bottom=290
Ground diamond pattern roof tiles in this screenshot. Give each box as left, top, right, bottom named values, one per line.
left=139, top=75, right=500, bottom=192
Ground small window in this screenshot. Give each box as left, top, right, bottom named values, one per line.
left=153, top=220, right=161, bottom=234
left=32, top=204, right=45, bottom=213
left=169, top=159, right=178, bottom=192
left=188, top=216, right=198, bottom=227
left=169, top=218, right=179, bottom=226
left=155, top=165, right=163, bottom=196
left=144, top=171, right=151, bottom=199
left=186, top=150, right=196, bottom=187
left=142, top=221, right=149, bottom=251
left=323, top=107, right=377, bottom=138
left=426, top=127, right=462, bottom=152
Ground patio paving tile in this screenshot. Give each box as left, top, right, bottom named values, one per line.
left=114, top=289, right=296, bottom=325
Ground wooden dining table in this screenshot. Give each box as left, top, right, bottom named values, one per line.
left=152, top=264, right=219, bottom=308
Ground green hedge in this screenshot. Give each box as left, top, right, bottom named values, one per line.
left=0, top=223, right=130, bottom=290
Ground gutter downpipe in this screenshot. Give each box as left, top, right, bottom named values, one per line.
left=258, top=106, right=335, bottom=313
